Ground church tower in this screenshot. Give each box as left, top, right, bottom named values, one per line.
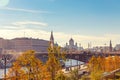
left=109, top=40, right=112, bottom=52
left=50, top=31, right=54, bottom=48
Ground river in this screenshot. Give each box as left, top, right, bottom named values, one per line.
left=0, top=59, right=85, bottom=79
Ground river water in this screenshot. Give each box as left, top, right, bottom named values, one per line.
left=0, top=59, right=84, bottom=79
left=65, top=59, right=84, bottom=67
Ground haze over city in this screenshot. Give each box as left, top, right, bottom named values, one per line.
left=0, top=0, right=120, bottom=48
left=1, top=1, right=120, bottom=80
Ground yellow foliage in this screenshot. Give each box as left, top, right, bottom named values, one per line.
left=7, top=50, right=51, bottom=80
left=89, top=55, right=120, bottom=80
left=46, top=45, right=66, bottom=80
left=6, top=44, right=66, bottom=80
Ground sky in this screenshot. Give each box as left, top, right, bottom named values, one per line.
left=0, top=0, right=120, bottom=48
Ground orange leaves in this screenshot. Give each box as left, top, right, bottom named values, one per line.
left=89, top=55, right=120, bottom=72
left=46, top=45, right=66, bottom=80
left=6, top=45, right=66, bottom=80
left=6, top=50, right=50, bottom=80
left=105, top=55, right=120, bottom=72
left=6, top=61, right=25, bottom=79
left=89, top=55, right=120, bottom=80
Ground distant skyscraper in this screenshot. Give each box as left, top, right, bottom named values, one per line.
left=109, top=40, right=112, bottom=52
left=50, top=31, right=54, bottom=48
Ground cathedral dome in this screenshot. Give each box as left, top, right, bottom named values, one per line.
left=69, top=38, right=74, bottom=42
left=69, top=38, right=74, bottom=46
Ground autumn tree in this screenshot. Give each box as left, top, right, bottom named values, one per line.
left=88, top=56, right=97, bottom=72
left=7, top=50, right=51, bottom=80
left=6, top=61, right=25, bottom=80
left=55, top=71, right=69, bottom=80
left=89, top=56, right=103, bottom=80
left=113, top=55, right=120, bottom=69
left=46, top=45, right=66, bottom=80
left=88, top=55, right=120, bottom=80
left=100, top=56, right=106, bottom=71
left=69, top=69, right=79, bottom=80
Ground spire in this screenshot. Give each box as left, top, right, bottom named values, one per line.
left=50, top=31, right=54, bottom=48
left=50, top=31, right=54, bottom=43
left=109, top=40, right=112, bottom=52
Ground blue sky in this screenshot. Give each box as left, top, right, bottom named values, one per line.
left=0, top=0, right=120, bottom=48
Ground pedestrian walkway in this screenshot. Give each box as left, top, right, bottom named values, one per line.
left=62, top=64, right=88, bottom=75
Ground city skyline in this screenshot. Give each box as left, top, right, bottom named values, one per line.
left=0, top=0, right=120, bottom=48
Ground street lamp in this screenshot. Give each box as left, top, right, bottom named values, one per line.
left=2, top=54, right=10, bottom=80
left=78, top=56, right=80, bottom=68
left=28, top=61, right=34, bottom=80
left=70, top=51, right=72, bottom=70
left=104, top=43, right=106, bottom=54
left=75, top=55, right=79, bottom=80
left=29, top=68, right=32, bottom=80
left=75, top=56, right=79, bottom=70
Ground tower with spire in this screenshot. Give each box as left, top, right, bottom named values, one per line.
left=109, top=40, right=112, bottom=52
left=50, top=31, right=54, bottom=48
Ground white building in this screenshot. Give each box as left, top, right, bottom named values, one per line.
left=65, top=38, right=83, bottom=51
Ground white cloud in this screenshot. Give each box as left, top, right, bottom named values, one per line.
left=12, top=21, right=48, bottom=27
left=1, top=26, right=21, bottom=30
left=0, top=21, right=48, bottom=30
left=0, top=7, right=50, bottom=14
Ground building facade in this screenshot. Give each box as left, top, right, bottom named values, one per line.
left=65, top=38, right=83, bottom=51
left=0, top=37, right=49, bottom=53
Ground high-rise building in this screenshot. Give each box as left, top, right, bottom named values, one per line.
left=109, top=40, right=112, bottom=52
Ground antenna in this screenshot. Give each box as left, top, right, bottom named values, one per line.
left=24, top=31, right=26, bottom=38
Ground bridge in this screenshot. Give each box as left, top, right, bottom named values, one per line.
left=35, top=51, right=120, bottom=63
left=1, top=51, right=120, bottom=64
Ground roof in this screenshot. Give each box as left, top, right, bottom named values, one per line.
left=69, top=38, right=74, bottom=42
